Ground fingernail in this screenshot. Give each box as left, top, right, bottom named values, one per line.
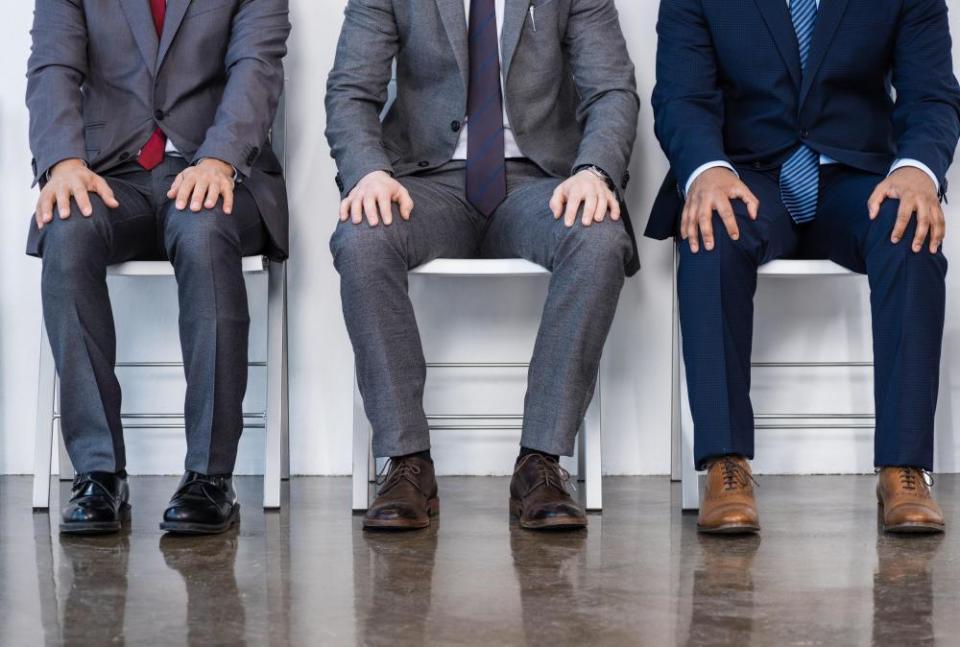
left=891, top=237, right=900, bottom=243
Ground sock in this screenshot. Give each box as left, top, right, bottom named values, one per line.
left=518, top=447, right=559, bottom=462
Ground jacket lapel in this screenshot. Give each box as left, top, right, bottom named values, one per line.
left=799, top=0, right=850, bottom=106
left=120, top=0, right=159, bottom=76
left=752, top=0, right=802, bottom=89
left=436, top=0, right=469, bottom=89
left=499, top=0, right=529, bottom=82
left=157, top=0, right=192, bottom=72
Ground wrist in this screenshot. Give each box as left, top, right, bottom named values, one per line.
left=197, top=157, right=237, bottom=180
left=50, top=158, right=87, bottom=179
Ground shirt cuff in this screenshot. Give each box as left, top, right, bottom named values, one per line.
left=889, top=159, right=940, bottom=193
left=685, top=161, right=738, bottom=196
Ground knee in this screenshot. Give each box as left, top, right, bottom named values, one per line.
left=868, top=200, right=948, bottom=267
left=40, top=200, right=109, bottom=276
left=329, top=220, right=405, bottom=275
left=164, top=206, right=238, bottom=268
left=557, top=219, right=632, bottom=274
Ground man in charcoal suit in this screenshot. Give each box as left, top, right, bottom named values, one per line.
left=649, top=0, right=960, bottom=534
left=26, top=0, right=290, bottom=534
left=326, top=0, right=640, bottom=531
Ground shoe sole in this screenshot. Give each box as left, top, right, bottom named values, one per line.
left=697, top=523, right=760, bottom=535
left=362, top=498, right=439, bottom=531
left=60, top=503, right=131, bottom=535
left=159, top=504, right=240, bottom=535
left=509, top=498, right=587, bottom=531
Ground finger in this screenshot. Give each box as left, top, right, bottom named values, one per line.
left=39, top=190, right=55, bottom=226
left=397, top=188, right=414, bottom=220
left=717, top=199, right=740, bottom=241
left=168, top=173, right=183, bottom=200
left=350, top=195, right=363, bottom=224
left=190, top=180, right=210, bottom=212
left=93, top=177, right=119, bottom=208
left=339, top=198, right=351, bottom=222
left=73, top=184, right=93, bottom=217
left=176, top=177, right=196, bottom=210
left=564, top=192, right=582, bottom=228
left=732, top=186, right=760, bottom=221
left=912, top=203, right=930, bottom=253
left=891, top=199, right=914, bottom=244
left=609, top=193, right=621, bottom=221
left=593, top=195, right=608, bottom=223
left=680, top=201, right=692, bottom=241
left=378, top=193, right=393, bottom=226
left=549, top=189, right=565, bottom=220
left=868, top=185, right=891, bottom=220
left=222, top=182, right=235, bottom=215
left=699, top=204, right=716, bottom=252
left=204, top=182, right=222, bottom=211
left=56, top=187, right=72, bottom=219
left=363, top=197, right=380, bottom=227
left=687, top=214, right=700, bottom=254
left=581, top=194, right=598, bottom=227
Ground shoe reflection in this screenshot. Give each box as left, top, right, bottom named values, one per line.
left=509, top=528, right=589, bottom=644
left=60, top=532, right=131, bottom=646
left=686, top=533, right=761, bottom=646
left=354, top=523, right=440, bottom=647
left=872, top=533, right=942, bottom=646
left=160, top=532, right=246, bottom=646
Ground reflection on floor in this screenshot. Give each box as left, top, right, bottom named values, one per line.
left=1, top=475, right=958, bottom=646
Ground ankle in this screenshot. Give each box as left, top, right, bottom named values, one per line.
left=394, top=449, right=432, bottom=463
left=517, top=447, right=559, bottom=462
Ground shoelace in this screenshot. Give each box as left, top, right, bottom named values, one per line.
left=171, top=475, right=228, bottom=506
left=717, top=457, right=758, bottom=492
left=376, top=458, right=425, bottom=494
left=516, top=454, right=575, bottom=496
left=895, top=466, right=934, bottom=492
left=71, top=474, right=114, bottom=500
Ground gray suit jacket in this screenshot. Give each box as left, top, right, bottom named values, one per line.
left=26, top=0, right=291, bottom=258
left=325, top=0, right=641, bottom=274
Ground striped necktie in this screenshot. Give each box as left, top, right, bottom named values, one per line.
left=138, top=0, right=167, bottom=170
left=466, top=0, right=507, bottom=216
left=779, top=0, right=819, bottom=224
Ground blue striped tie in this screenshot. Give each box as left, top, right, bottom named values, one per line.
left=780, top=0, right=819, bottom=224
left=466, top=0, right=507, bottom=216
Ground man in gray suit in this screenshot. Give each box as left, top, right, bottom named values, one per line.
left=26, top=0, right=290, bottom=535
left=326, top=0, right=639, bottom=531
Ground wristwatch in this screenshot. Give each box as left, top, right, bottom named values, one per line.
left=574, top=164, right=614, bottom=190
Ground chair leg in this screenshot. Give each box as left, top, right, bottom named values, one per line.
left=352, top=367, right=372, bottom=511
left=671, top=248, right=682, bottom=482
left=679, top=338, right=700, bottom=512
left=280, top=263, right=290, bottom=481
left=33, top=324, right=57, bottom=509
left=582, top=370, right=603, bottom=512
left=263, top=260, right=285, bottom=509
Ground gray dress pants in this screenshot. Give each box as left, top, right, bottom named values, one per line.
left=29, top=158, right=267, bottom=475
left=330, top=160, right=632, bottom=458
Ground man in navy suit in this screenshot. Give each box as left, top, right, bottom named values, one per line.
left=649, top=0, right=960, bottom=534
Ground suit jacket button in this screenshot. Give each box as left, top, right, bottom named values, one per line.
left=801, top=129, right=810, bottom=138
left=154, top=109, right=165, bottom=120
left=752, top=161, right=762, bottom=169
left=418, top=161, right=430, bottom=168
left=119, top=152, right=131, bottom=161
left=451, top=120, right=461, bottom=132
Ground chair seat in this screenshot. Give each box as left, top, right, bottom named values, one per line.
left=411, top=258, right=548, bottom=277
left=759, top=259, right=855, bottom=277
left=107, top=256, right=269, bottom=276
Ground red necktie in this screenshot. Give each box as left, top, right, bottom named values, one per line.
left=138, top=0, right=167, bottom=170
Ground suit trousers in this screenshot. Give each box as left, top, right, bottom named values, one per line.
left=677, top=164, right=947, bottom=471
left=30, top=157, right=267, bottom=475
left=331, top=160, right=633, bottom=458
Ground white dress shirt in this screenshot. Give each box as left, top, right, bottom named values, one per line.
left=685, top=0, right=939, bottom=194
left=452, top=0, right=524, bottom=159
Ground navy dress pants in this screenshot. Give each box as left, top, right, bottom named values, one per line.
left=677, top=165, right=947, bottom=471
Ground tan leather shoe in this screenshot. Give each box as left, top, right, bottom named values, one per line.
left=877, top=467, right=945, bottom=534
left=510, top=454, right=587, bottom=530
left=363, top=456, right=438, bottom=530
left=698, top=456, right=760, bottom=534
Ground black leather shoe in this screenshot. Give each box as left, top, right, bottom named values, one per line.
left=159, top=471, right=240, bottom=535
left=60, top=471, right=130, bottom=535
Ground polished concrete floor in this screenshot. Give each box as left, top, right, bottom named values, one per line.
left=1, top=474, right=958, bottom=646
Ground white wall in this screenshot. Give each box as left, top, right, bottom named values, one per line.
left=1, top=1, right=958, bottom=476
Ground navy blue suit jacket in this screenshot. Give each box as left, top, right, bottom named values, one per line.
left=646, top=0, right=960, bottom=240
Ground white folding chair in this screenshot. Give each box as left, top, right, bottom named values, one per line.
left=351, top=258, right=604, bottom=512
left=32, top=256, right=290, bottom=509
left=33, top=87, right=290, bottom=510
left=671, top=257, right=874, bottom=511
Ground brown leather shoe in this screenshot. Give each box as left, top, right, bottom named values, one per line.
left=698, top=455, right=760, bottom=535
left=877, top=467, right=945, bottom=534
left=510, top=454, right=587, bottom=531
left=363, top=456, right=438, bottom=530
